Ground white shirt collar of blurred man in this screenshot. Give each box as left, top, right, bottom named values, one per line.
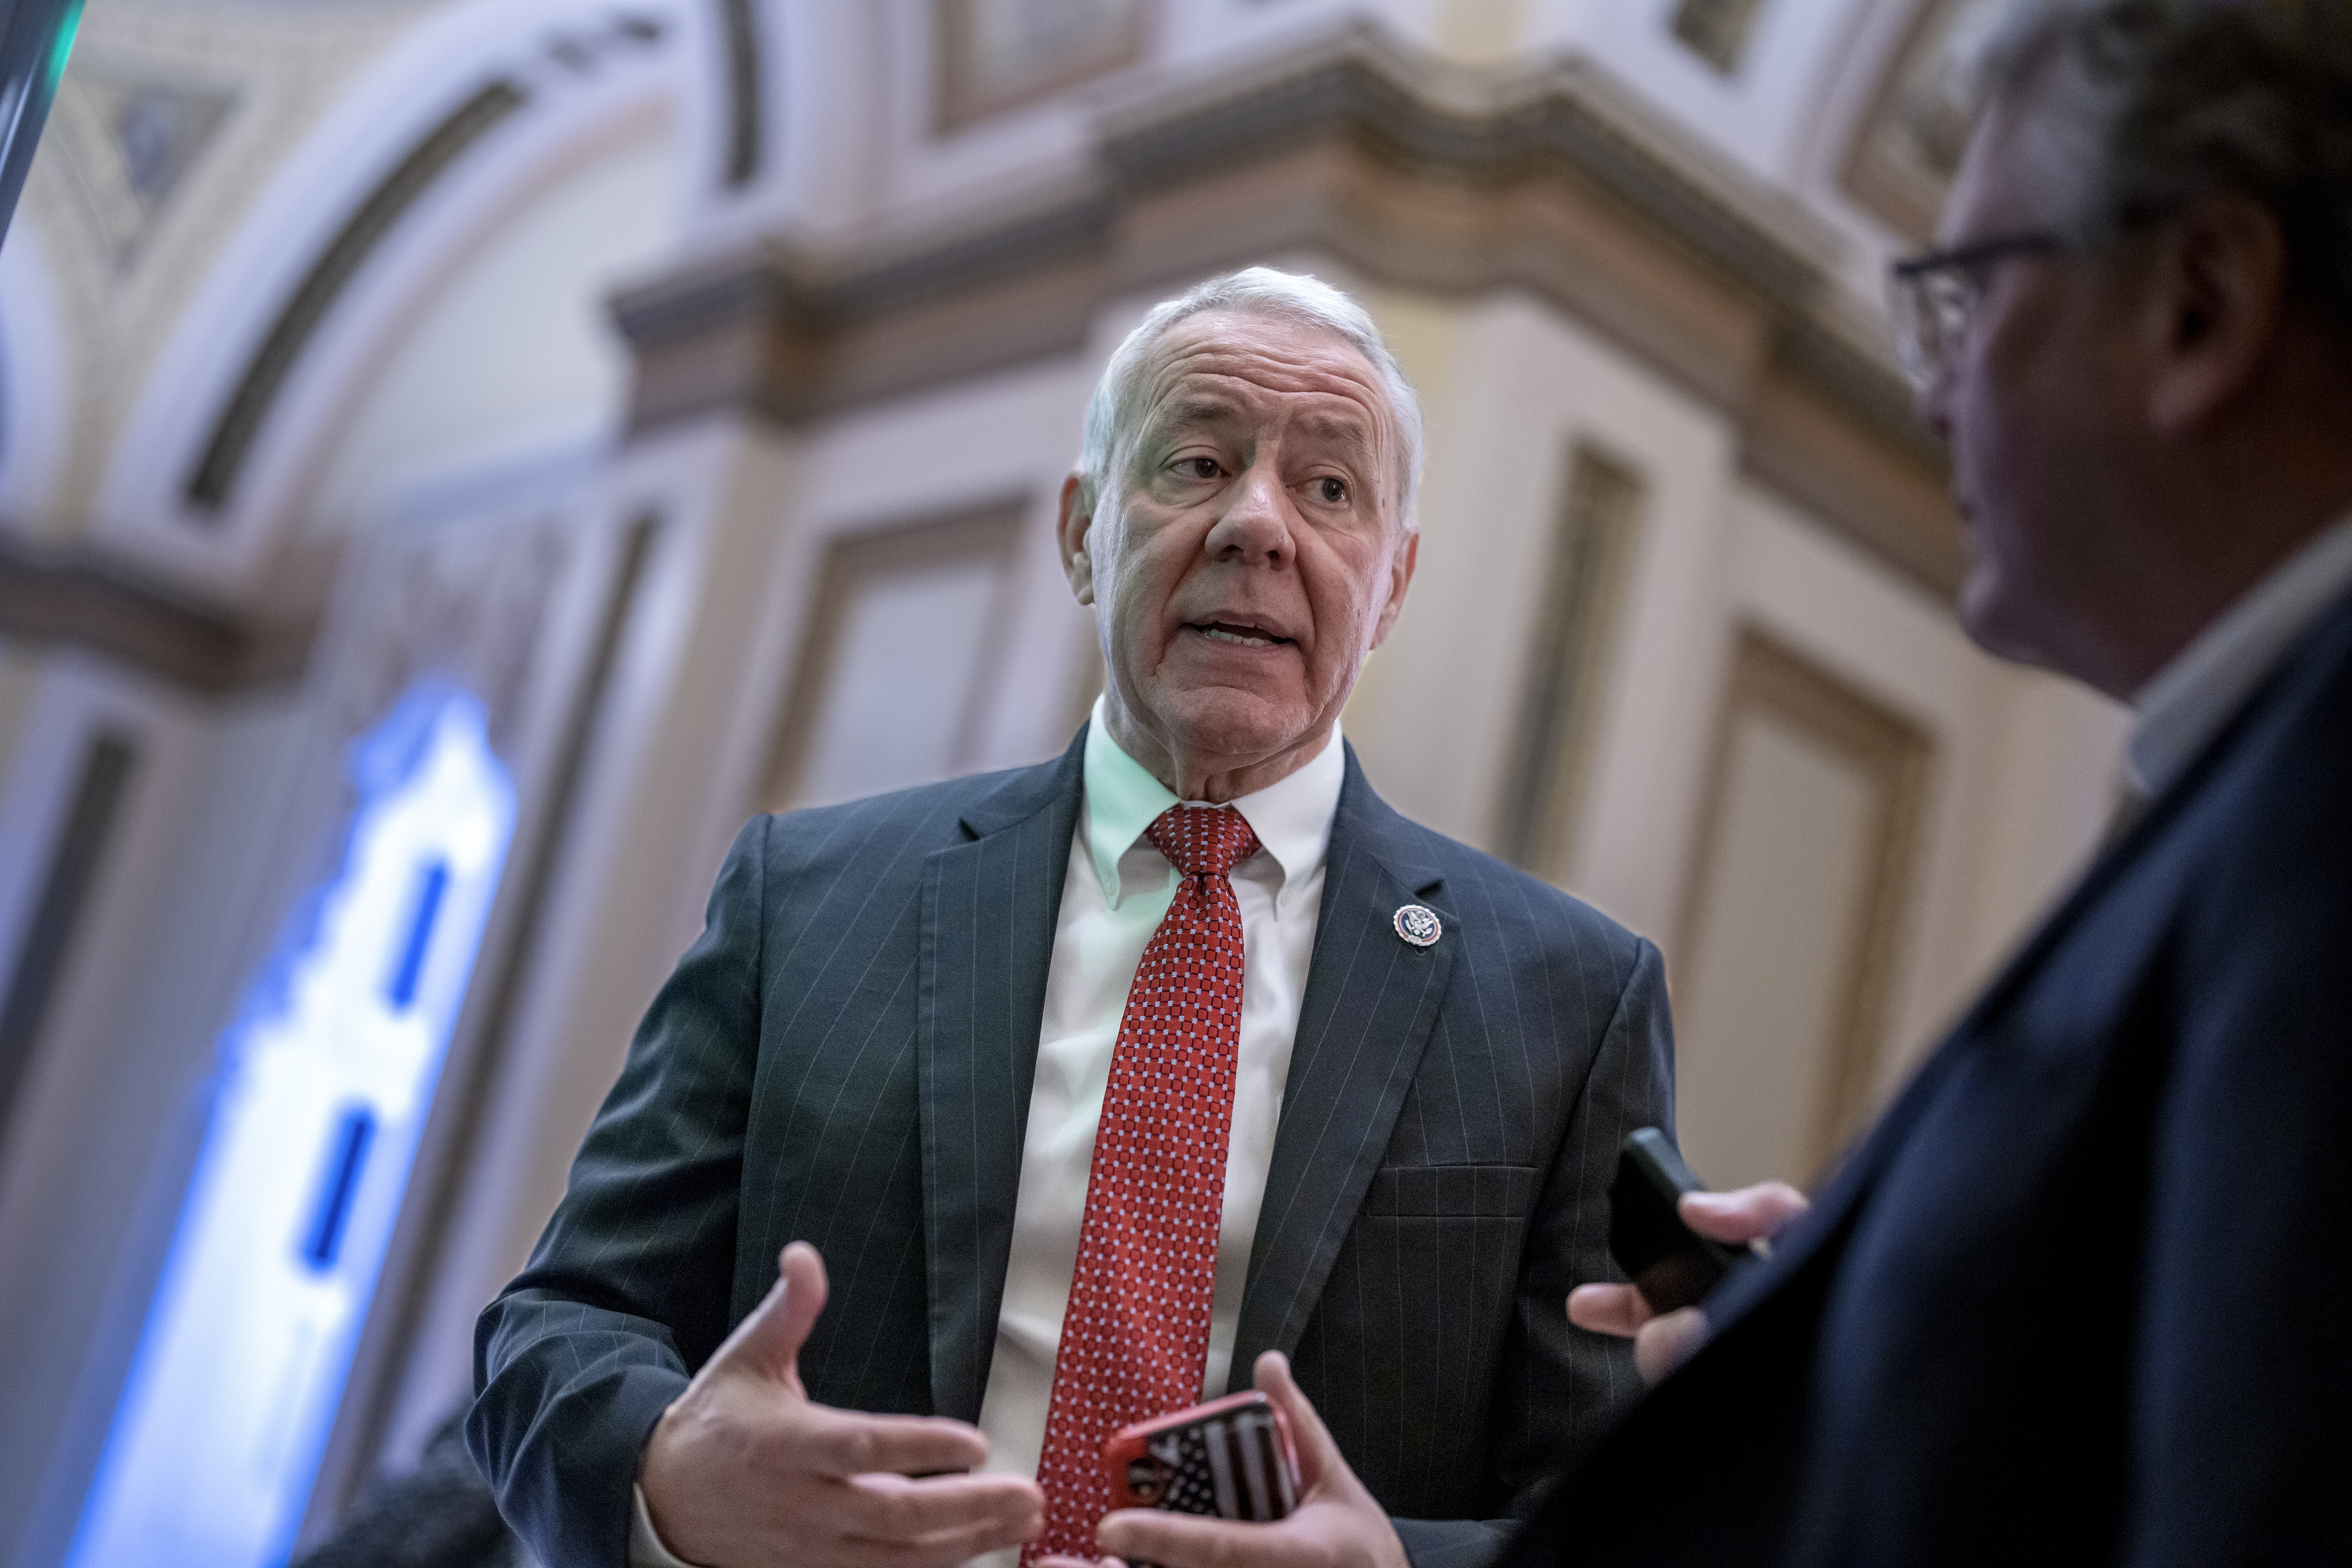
left=2129, top=510, right=2352, bottom=798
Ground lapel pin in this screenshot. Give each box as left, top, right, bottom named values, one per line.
left=1393, top=904, right=1442, bottom=948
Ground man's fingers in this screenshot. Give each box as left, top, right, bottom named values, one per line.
left=840, top=1468, right=1042, bottom=1538
left=824, top=1524, right=1033, bottom=1568
left=1566, top=1282, right=1651, bottom=1337
left=830, top=1481, right=1044, bottom=1568
left=770, top=1471, right=1037, bottom=1568
left=1680, top=1182, right=1809, bottom=1246
left=797, top=1405, right=995, bottom=1480
left=1632, top=1305, right=1709, bottom=1384
left=713, top=1240, right=831, bottom=1384
left=1098, top=1507, right=1303, bottom=1568
left=1250, top=1350, right=1339, bottom=1494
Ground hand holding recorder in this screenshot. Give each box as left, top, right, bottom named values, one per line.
left=1567, top=1129, right=1810, bottom=1383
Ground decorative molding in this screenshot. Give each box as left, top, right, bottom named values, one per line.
left=613, top=180, right=1113, bottom=431
left=1670, top=0, right=1768, bottom=76
left=1495, top=440, right=1644, bottom=882
left=715, top=0, right=760, bottom=186
left=1742, top=299, right=1965, bottom=593
left=1841, top=0, right=2005, bottom=246
left=612, top=21, right=1966, bottom=596
left=759, top=497, right=1026, bottom=814
left=933, top=0, right=1154, bottom=132
left=47, top=62, right=238, bottom=271
left=314, top=507, right=569, bottom=755
left=0, top=730, right=138, bottom=1161
left=182, top=77, right=531, bottom=516
left=0, top=532, right=319, bottom=691
left=1674, top=628, right=1933, bottom=1178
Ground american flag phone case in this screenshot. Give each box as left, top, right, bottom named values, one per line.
left=1103, top=1390, right=1301, bottom=1522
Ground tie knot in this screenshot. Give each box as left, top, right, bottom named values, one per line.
left=1146, top=805, right=1260, bottom=880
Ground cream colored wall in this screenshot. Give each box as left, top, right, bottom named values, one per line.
left=1333, top=281, right=2128, bottom=1189
left=1672, top=697, right=1881, bottom=1188
left=0, top=647, right=43, bottom=801
left=302, top=122, right=683, bottom=537
left=783, top=353, right=1105, bottom=775
left=0, top=224, right=74, bottom=534
left=1343, top=284, right=1740, bottom=943
left=1688, top=484, right=2117, bottom=1175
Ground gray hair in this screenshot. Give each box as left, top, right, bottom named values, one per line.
left=1978, top=0, right=2352, bottom=344
left=1077, top=267, right=1426, bottom=524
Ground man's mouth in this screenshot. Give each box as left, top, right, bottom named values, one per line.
left=1189, top=620, right=1292, bottom=649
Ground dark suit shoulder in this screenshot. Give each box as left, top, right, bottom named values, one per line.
left=743, top=747, right=1077, bottom=880
left=755, top=759, right=1048, bottom=857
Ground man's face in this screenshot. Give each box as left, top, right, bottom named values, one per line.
left=1921, top=107, right=2153, bottom=685
left=1064, top=310, right=1416, bottom=788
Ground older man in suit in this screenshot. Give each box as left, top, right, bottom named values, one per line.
left=1092, top=6, right=2352, bottom=1568
left=467, top=268, right=1673, bottom=1568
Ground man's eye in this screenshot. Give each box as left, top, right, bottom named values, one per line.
left=1174, top=457, right=1222, bottom=480
left=1315, top=477, right=1349, bottom=503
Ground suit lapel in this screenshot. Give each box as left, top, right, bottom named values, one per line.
left=918, top=732, right=1086, bottom=1421
left=1227, top=747, right=1456, bottom=1386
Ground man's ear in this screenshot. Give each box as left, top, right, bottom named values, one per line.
left=1056, top=470, right=1097, bottom=606
left=2145, top=190, right=2289, bottom=435
left=1368, top=527, right=1419, bottom=650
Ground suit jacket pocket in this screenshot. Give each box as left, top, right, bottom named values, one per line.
left=1361, top=1163, right=1541, bottom=1219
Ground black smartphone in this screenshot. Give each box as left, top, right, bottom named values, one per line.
left=1608, top=1127, right=1745, bottom=1312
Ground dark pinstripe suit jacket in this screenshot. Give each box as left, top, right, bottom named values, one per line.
left=469, top=732, right=1673, bottom=1568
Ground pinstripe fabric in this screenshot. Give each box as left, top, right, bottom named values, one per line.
left=920, top=759, right=1082, bottom=1426
left=470, top=729, right=1672, bottom=1568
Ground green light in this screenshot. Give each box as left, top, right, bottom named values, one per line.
left=44, top=0, right=86, bottom=95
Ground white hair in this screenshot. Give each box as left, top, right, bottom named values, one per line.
left=1076, top=267, right=1426, bottom=524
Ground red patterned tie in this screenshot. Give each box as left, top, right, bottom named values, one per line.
left=1029, top=805, right=1261, bottom=1562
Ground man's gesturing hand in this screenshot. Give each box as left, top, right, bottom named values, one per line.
left=640, top=1241, right=1044, bottom=1568
left=1567, top=1181, right=1810, bottom=1383
left=1036, top=1350, right=1407, bottom=1568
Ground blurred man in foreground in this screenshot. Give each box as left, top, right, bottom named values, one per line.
left=469, top=268, right=1673, bottom=1568
left=1069, top=3, right=2352, bottom=1565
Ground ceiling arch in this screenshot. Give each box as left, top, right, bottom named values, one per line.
left=86, top=0, right=699, bottom=599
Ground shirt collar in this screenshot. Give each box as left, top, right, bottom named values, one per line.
left=1081, top=694, right=1345, bottom=913
left=2129, top=509, right=2352, bottom=796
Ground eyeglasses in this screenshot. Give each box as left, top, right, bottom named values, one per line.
left=1887, top=230, right=2064, bottom=392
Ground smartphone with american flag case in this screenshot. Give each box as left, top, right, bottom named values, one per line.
left=1103, top=1390, right=1301, bottom=1523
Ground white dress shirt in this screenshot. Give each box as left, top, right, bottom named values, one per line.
left=2128, top=511, right=2352, bottom=797
left=633, top=700, right=1343, bottom=1568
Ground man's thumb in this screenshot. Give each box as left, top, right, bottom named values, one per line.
left=718, top=1240, right=829, bottom=1384
left=1252, top=1350, right=1339, bottom=1494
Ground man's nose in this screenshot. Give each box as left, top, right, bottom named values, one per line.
left=1206, top=464, right=1294, bottom=563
